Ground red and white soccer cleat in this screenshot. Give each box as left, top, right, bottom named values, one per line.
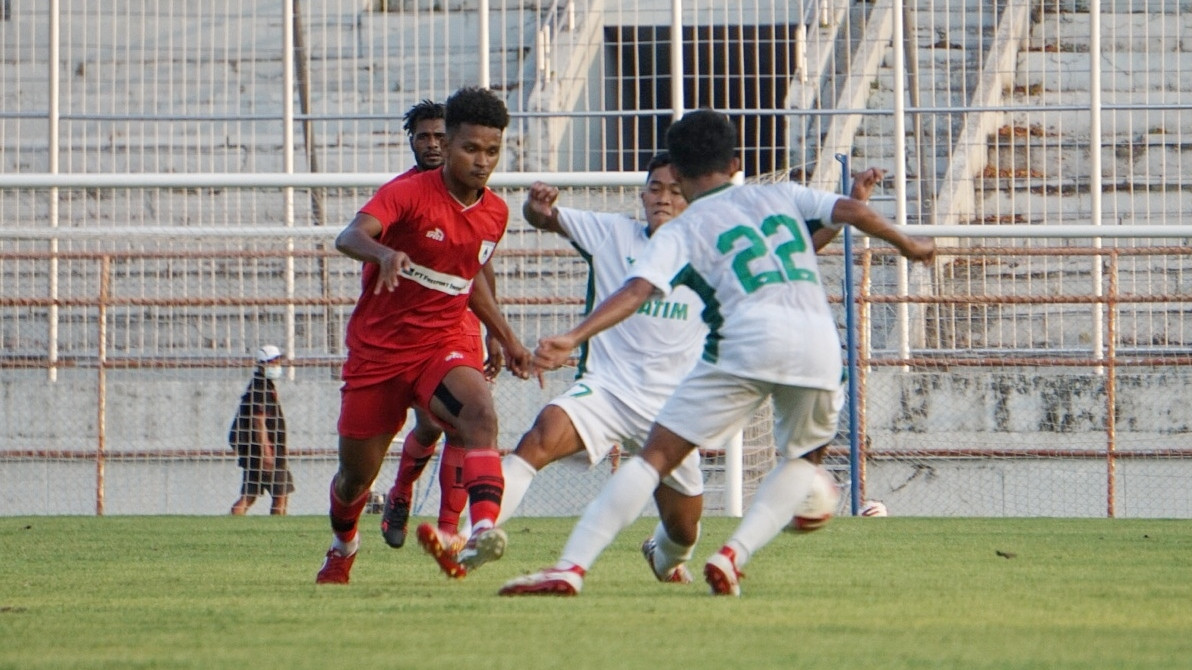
left=417, top=523, right=468, bottom=579
left=315, top=547, right=357, bottom=585
left=703, top=546, right=743, bottom=597
left=498, top=564, right=586, bottom=596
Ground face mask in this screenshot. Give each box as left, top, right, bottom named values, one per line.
left=264, top=365, right=283, bottom=380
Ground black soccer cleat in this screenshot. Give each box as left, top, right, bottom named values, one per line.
left=381, top=493, right=411, bottom=548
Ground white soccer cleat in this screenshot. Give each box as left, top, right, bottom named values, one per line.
left=703, top=546, right=743, bottom=597
left=640, top=537, right=694, bottom=584
left=457, top=526, right=507, bottom=573
left=498, top=565, right=585, bottom=596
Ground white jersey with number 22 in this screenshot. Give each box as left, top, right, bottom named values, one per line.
left=627, top=182, right=845, bottom=391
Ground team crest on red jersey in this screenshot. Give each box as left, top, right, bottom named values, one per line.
left=478, top=240, right=496, bottom=264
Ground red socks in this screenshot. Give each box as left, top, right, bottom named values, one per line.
left=389, top=432, right=437, bottom=504
left=437, top=442, right=469, bottom=534
left=328, top=482, right=369, bottom=543
left=462, top=448, right=504, bottom=528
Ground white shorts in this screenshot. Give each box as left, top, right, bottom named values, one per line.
left=655, top=360, right=843, bottom=460
left=549, top=379, right=704, bottom=497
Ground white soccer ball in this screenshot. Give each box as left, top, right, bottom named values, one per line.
left=859, top=500, right=889, bottom=517
left=787, top=466, right=840, bottom=533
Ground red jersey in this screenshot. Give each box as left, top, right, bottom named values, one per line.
left=394, top=166, right=420, bottom=181
left=346, top=168, right=507, bottom=363
left=389, top=166, right=485, bottom=343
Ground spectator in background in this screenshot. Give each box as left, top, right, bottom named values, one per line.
left=229, top=345, right=293, bottom=516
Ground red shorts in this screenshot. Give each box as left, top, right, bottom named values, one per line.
left=337, top=333, right=484, bottom=440
left=462, top=309, right=482, bottom=342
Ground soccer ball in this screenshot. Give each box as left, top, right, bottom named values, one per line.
left=787, top=466, right=840, bottom=533
left=859, top=500, right=889, bottom=517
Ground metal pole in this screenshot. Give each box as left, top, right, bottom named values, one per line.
left=479, top=0, right=490, bottom=88
left=1105, top=252, right=1117, bottom=518
left=1090, top=0, right=1110, bottom=514
left=838, top=154, right=862, bottom=515
left=292, top=0, right=324, bottom=226
left=1090, top=0, right=1105, bottom=371
left=903, top=3, right=931, bottom=223
left=96, top=256, right=109, bottom=516
left=893, top=0, right=910, bottom=365
left=48, top=0, right=60, bottom=383
left=723, top=432, right=743, bottom=517
left=282, top=0, right=297, bottom=367
left=670, top=0, right=684, bottom=119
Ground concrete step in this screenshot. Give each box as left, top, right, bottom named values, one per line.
left=1016, top=51, right=1192, bottom=93
left=1043, top=0, right=1192, bottom=13
left=974, top=188, right=1192, bottom=225
left=1003, top=93, right=1192, bottom=136
left=985, top=134, right=1192, bottom=175
left=1026, top=12, right=1192, bottom=52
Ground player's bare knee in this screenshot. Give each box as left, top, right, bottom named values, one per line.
left=455, top=401, right=499, bottom=446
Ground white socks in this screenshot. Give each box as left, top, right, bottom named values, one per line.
left=724, top=457, right=816, bottom=567
left=650, top=520, right=698, bottom=577
left=559, top=457, right=660, bottom=571
left=496, top=453, right=538, bottom=526
left=331, top=532, right=360, bottom=558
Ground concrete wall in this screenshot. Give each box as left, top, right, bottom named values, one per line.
left=5, top=368, right=1192, bottom=517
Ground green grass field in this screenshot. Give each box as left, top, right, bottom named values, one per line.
left=3, top=515, right=1191, bottom=669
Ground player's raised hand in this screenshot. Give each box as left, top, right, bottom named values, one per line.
left=850, top=167, right=886, bottom=202
left=525, top=182, right=560, bottom=219
left=374, top=248, right=412, bottom=294
left=534, top=334, right=577, bottom=371
left=899, top=236, right=936, bottom=264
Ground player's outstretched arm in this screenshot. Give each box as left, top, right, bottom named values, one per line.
left=534, top=277, right=658, bottom=371
left=830, top=198, right=935, bottom=264
left=522, top=181, right=566, bottom=235
left=335, top=213, right=411, bottom=293
left=469, top=267, right=533, bottom=379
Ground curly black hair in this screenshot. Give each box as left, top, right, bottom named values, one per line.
left=665, top=109, right=738, bottom=179
left=402, top=99, right=445, bottom=136
left=445, top=87, right=509, bottom=133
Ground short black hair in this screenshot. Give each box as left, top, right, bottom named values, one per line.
left=445, top=87, right=509, bottom=133
left=665, top=109, right=738, bottom=179
left=402, top=99, right=445, bottom=136
left=644, top=151, right=672, bottom=179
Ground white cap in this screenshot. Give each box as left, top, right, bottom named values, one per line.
left=255, top=345, right=282, bottom=363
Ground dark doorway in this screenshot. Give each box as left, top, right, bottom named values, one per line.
left=604, top=23, right=797, bottom=175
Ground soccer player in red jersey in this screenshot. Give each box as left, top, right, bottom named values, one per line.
left=316, top=87, right=530, bottom=584
left=379, top=99, right=504, bottom=550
